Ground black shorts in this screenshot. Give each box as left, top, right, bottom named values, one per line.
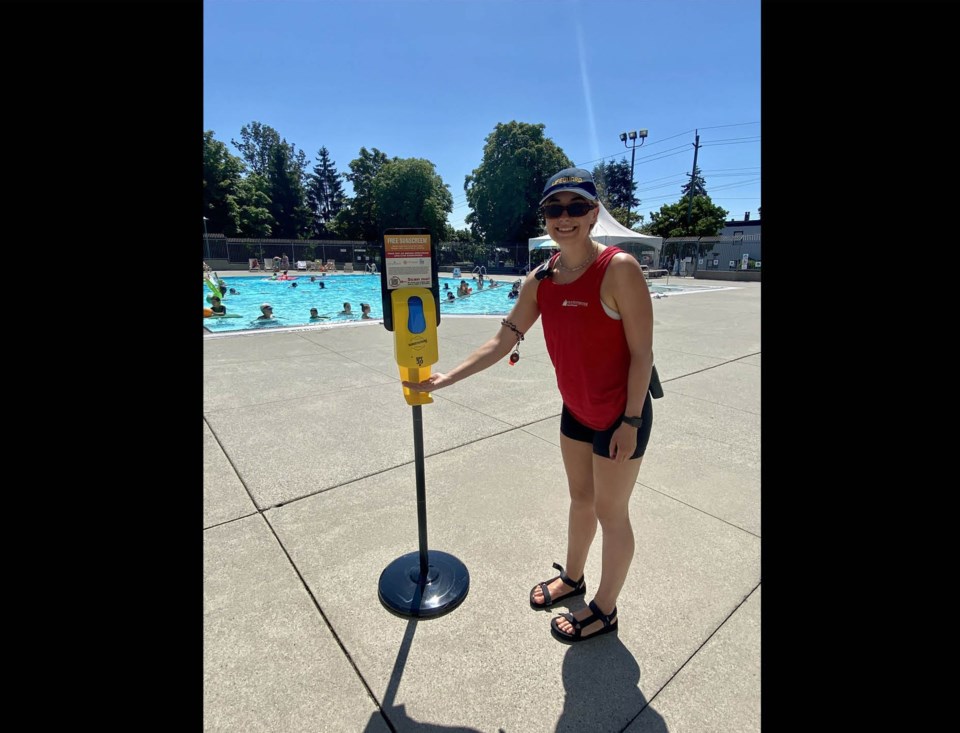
left=560, top=392, right=653, bottom=460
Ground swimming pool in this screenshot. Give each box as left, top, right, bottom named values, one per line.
left=648, top=282, right=731, bottom=296
left=202, top=274, right=524, bottom=332
left=202, top=274, right=732, bottom=333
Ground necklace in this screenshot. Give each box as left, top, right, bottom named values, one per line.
left=556, top=242, right=599, bottom=273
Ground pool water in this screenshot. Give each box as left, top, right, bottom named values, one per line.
left=203, top=274, right=523, bottom=332
left=203, top=274, right=731, bottom=333
left=648, top=282, right=731, bottom=296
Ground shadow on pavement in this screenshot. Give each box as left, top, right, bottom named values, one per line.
left=363, top=619, right=489, bottom=733
left=556, top=635, right=668, bottom=733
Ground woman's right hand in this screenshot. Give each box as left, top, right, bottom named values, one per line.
left=402, top=372, right=452, bottom=393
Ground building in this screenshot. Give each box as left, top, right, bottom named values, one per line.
left=699, top=211, right=761, bottom=272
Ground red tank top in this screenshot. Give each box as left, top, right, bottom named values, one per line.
left=537, top=246, right=629, bottom=430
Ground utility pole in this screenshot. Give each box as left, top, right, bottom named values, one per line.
left=619, top=129, right=648, bottom=221
left=682, top=131, right=701, bottom=275
left=203, top=216, right=211, bottom=260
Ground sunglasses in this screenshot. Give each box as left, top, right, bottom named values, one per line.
left=541, top=202, right=597, bottom=219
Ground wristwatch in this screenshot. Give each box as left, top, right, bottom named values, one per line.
left=621, top=415, right=644, bottom=428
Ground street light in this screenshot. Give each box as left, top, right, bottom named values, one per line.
left=618, top=128, right=648, bottom=219
left=203, top=216, right=211, bottom=260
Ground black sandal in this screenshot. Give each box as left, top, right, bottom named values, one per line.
left=529, top=562, right=586, bottom=610
left=550, top=600, right=618, bottom=644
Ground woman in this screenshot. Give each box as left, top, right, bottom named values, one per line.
left=403, top=167, right=654, bottom=644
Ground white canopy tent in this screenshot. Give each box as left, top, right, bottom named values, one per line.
left=528, top=202, right=663, bottom=267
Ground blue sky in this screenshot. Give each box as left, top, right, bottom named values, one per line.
left=203, top=0, right=760, bottom=232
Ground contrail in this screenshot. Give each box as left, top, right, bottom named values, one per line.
left=575, top=20, right=600, bottom=164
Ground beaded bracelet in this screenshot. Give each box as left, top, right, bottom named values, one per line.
left=501, top=319, right=524, bottom=365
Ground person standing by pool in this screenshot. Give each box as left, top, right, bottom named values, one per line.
left=402, top=167, right=655, bottom=645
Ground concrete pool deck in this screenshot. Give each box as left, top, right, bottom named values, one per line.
left=203, top=275, right=761, bottom=732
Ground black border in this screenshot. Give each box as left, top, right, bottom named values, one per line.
left=20, top=0, right=203, bottom=720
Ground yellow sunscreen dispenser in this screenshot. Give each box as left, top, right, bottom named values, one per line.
left=390, top=288, right=438, bottom=405
left=380, top=228, right=441, bottom=405
left=377, top=227, right=469, bottom=618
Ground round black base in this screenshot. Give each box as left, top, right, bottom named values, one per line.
left=378, top=550, right=469, bottom=618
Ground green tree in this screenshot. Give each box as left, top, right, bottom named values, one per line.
left=592, top=159, right=638, bottom=211
left=647, top=196, right=729, bottom=256
left=306, top=146, right=346, bottom=238
left=232, top=174, right=273, bottom=238
left=232, top=122, right=281, bottom=177
left=331, top=147, right=390, bottom=241
left=464, top=121, right=572, bottom=244
left=592, top=159, right=644, bottom=230
left=372, top=158, right=453, bottom=239
left=231, top=121, right=310, bottom=238
left=265, top=141, right=311, bottom=238
left=681, top=165, right=707, bottom=198
left=449, top=228, right=476, bottom=243
left=203, top=130, right=245, bottom=233
left=204, top=130, right=276, bottom=238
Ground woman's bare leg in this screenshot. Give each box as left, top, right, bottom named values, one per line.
left=530, top=434, right=597, bottom=605
left=553, top=455, right=643, bottom=637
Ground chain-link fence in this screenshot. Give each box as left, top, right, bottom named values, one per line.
left=203, top=236, right=545, bottom=274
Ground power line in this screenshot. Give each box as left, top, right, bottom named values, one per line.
left=700, top=135, right=761, bottom=144
left=702, top=178, right=761, bottom=191
left=696, top=121, right=760, bottom=131
left=701, top=166, right=762, bottom=173
left=701, top=139, right=761, bottom=148
left=447, top=122, right=760, bottom=218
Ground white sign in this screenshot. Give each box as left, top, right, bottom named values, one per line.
left=384, top=234, right=432, bottom=289
left=741, top=253, right=749, bottom=270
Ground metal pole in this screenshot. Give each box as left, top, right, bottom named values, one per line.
left=620, top=129, right=646, bottom=225
left=683, top=131, right=701, bottom=278
left=411, top=405, right=429, bottom=579
left=203, top=216, right=211, bottom=260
